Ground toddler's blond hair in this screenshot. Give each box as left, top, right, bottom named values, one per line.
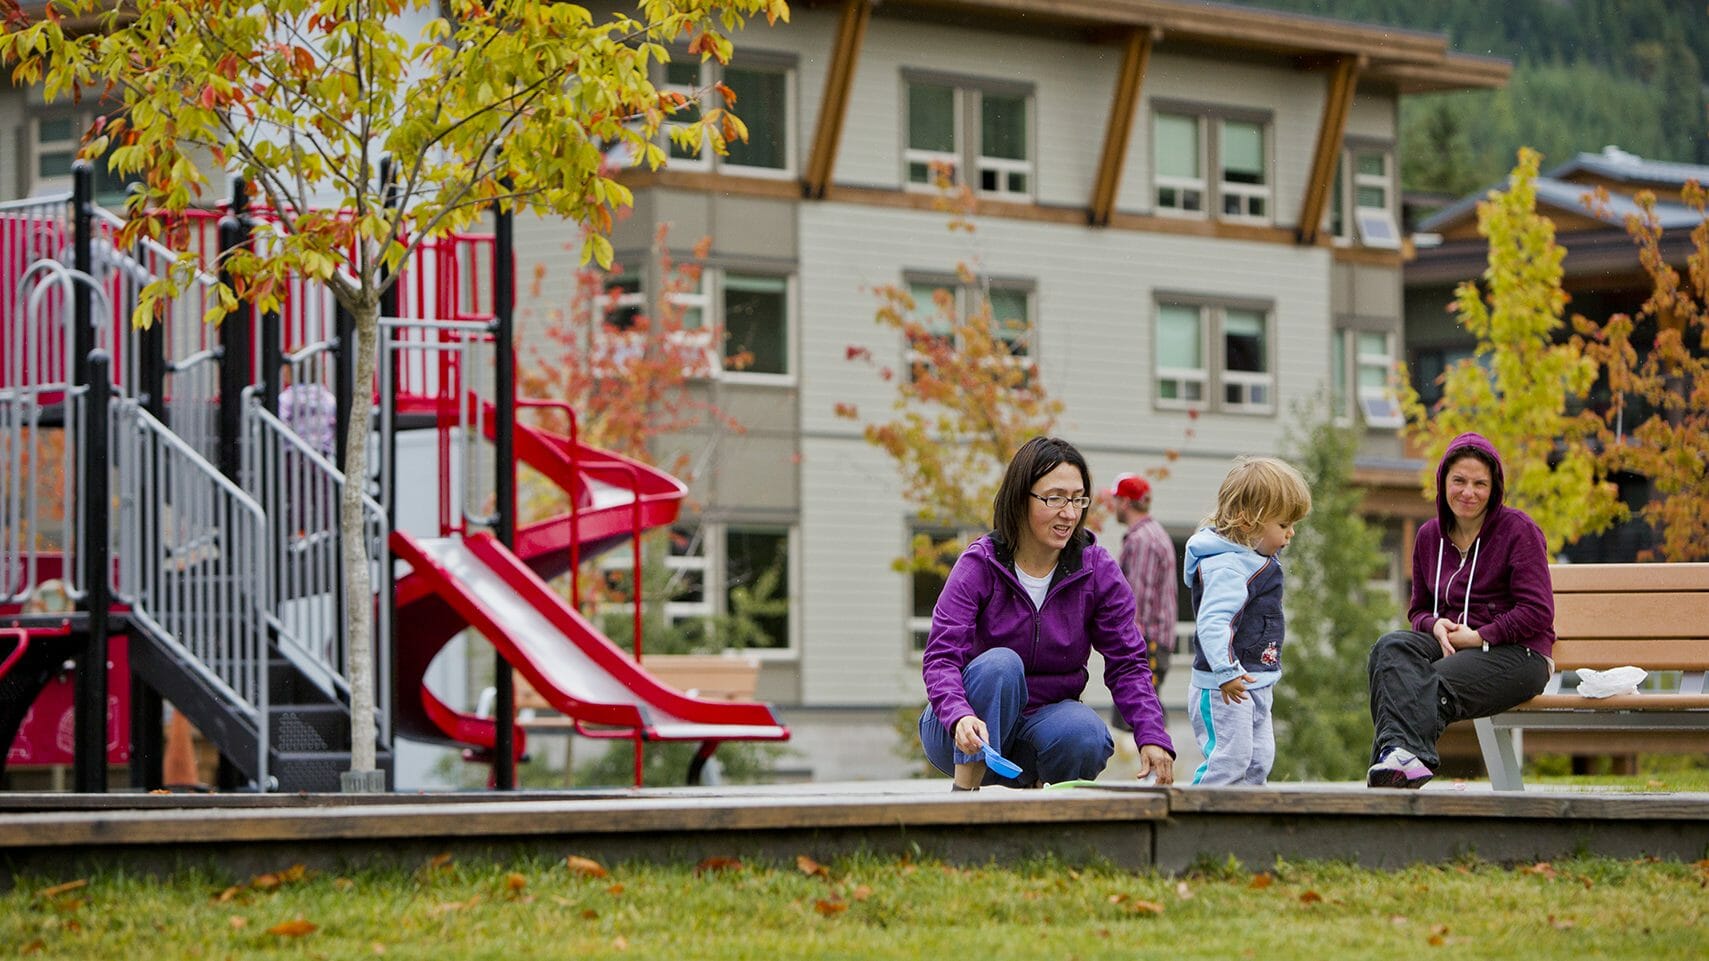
left=1207, top=456, right=1311, bottom=548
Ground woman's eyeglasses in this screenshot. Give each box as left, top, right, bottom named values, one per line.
left=1030, top=493, right=1090, bottom=511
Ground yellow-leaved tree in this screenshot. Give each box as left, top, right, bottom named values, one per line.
left=1398, top=147, right=1622, bottom=553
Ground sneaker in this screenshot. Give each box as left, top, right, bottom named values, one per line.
left=1366, top=747, right=1433, bottom=789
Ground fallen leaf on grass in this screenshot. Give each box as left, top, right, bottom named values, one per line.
left=20, top=939, right=44, bottom=955
left=1389, top=915, right=1409, bottom=926
left=229, top=916, right=248, bottom=930
left=612, top=936, right=629, bottom=951
left=1428, top=924, right=1450, bottom=947
left=1131, top=900, right=1166, bottom=915
left=1299, top=890, right=1323, bottom=904
left=695, top=857, right=742, bottom=876
left=215, top=886, right=243, bottom=903
left=1107, top=893, right=1127, bottom=905
left=581, top=909, right=599, bottom=920
left=1249, top=873, right=1274, bottom=890
left=850, top=885, right=872, bottom=901
left=333, top=877, right=355, bottom=892
left=1547, top=915, right=1576, bottom=929
left=504, top=873, right=527, bottom=893
left=606, top=883, right=625, bottom=896
left=37, top=879, right=88, bottom=899
left=796, top=855, right=829, bottom=878
left=268, top=918, right=317, bottom=937
left=417, top=853, right=454, bottom=880
left=1521, top=862, right=1557, bottom=879
left=371, top=944, right=387, bottom=956
left=814, top=898, right=848, bottom=916
left=565, top=856, right=608, bottom=878
left=1175, top=881, right=1194, bottom=899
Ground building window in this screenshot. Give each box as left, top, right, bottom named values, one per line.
left=661, top=55, right=795, bottom=176
left=599, top=266, right=793, bottom=379
left=907, top=524, right=973, bottom=654
left=1408, top=345, right=1478, bottom=412
left=904, top=75, right=1034, bottom=200
left=725, top=526, right=791, bottom=650
left=1152, top=113, right=1204, bottom=215
left=1155, top=298, right=1274, bottom=414
left=28, top=112, right=138, bottom=205
left=904, top=273, right=1034, bottom=382
left=596, top=522, right=710, bottom=637
left=1333, top=328, right=1403, bottom=427
left=722, top=273, right=790, bottom=377
left=1219, top=119, right=1268, bottom=221
left=1351, top=149, right=1399, bottom=248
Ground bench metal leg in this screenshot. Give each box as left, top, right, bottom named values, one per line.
left=1474, top=717, right=1525, bottom=791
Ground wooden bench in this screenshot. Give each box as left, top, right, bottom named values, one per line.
left=512, top=653, right=763, bottom=730
left=1473, top=562, right=1709, bottom=790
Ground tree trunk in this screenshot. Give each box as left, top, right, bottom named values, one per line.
left=341, top=299, right=380, bottom=776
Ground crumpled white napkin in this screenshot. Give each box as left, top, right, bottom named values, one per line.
left=1575, top=666, right=1647, bottom=698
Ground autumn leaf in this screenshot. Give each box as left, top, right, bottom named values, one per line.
left=565, top=855, right=609, bottom=878
left=1249, top=873, right=1274, bottom=890
left=1547, top=915, right=1576, bottom=929
left=504, top=873, right=527, bottom=893
left=612, top=936, right=630, bottom=951
left=20, top=939, right=44, bottom=955
left=606, top=883, right=625, bottom=896
left=695, top=856, right=742, bottom=876
left=268, top=918, right=317, bottom=937
left=1299, top=890, right=1324, bottom=904
left=796, top=855, right=829, bottom=878
left=215, top=885, right=243, bottom=903
left=581, top=909, right=600, bottom=920
left=229, top=916, right=248, bottom=930
left=1175, top=881, right=1194, bottom=900
left=850, top=884, right=872, bottom=901
left=1520, top=862, right=1558, bottom=879
left=814, top=898, right=848, bottom=916
left=1130, top=900, right=1166, bottom=915
left=38, top=879, right=88, bottom=899
left=1428, top=924, right=1450, bottom=947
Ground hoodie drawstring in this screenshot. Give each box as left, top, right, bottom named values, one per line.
left=1431, top=536, right=1485, bottom=650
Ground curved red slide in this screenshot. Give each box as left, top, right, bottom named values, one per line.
left=393, top=530, right=787, bottom=746
left=390, top=397, right=779, bottom=755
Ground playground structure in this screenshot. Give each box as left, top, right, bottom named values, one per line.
left=0, top=164, right=788, bottom=793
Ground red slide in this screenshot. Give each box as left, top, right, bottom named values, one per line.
left=389, top=397, right=786, bottom=756
left=393, top=531, right=787, bottom=746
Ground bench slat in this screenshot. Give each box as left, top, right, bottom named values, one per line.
left=1548, top=562, right=1709, bottom=594
left=1509, top=693, right=1709, bottom=711
left=1553, top=593, right=1709, bottom=641
left=1547, top=638, right=1709, bottom=672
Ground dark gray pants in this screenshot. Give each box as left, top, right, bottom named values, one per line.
left=1366, top=630, right=1551, bottom=769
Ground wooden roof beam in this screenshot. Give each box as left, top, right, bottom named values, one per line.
left=1296, top=54, right=1362, bottom=246
left=802, top=0, right=873, bottom=200
left=1088, top=27, right=1155, bottom=228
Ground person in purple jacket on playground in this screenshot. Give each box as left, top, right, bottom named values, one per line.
left=1366, top=432, right=1555, bottom=789
left=919, top=436, right=1176, bottom=791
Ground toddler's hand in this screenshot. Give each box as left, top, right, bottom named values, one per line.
left=1219, top=674, right=1254, bottom=704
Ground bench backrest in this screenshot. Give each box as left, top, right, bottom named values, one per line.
left=1548, top=563, right=1709, bottom=672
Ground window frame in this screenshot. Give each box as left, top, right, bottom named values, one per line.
left=1327, top=139, right=1400, bottom=249
left=902, top=70, right=1036, bottom=201
left=1332, top=323, right=1403, bottom=428
left=1153, top=293, right=1276, bottom=416
left=1150, top=100, right=1274, bottom=225
left=902, top=270, right=1036, bottom=383
left=595, top=260, right=795, bottom=384
left=905, top=522, right=979, bottom=658
left=658, top=51, right=798, bottom=178
left=717, top=269, right=796, bottom=385
left=720, top=522, right=798, bottom=658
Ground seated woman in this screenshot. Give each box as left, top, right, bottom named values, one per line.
left=918, top=436, right=1175, bottom=790
left=1366, top=432, right=1555, bottom=788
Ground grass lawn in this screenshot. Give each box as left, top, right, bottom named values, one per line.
left=4, top=853, right=1706, bottom=959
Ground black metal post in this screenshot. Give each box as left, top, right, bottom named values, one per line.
left=71, top=163, right=93, bottom=391
left=132, top=231, right=168, bottom=791
left=492, top=194, right=517, bottom=790
left=216, top=180, right=252, bottom=482
left=75, top=351, right=113, bottom=793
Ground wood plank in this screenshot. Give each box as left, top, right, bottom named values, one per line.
left=1554, top=593, right=1709, bottom=641
left=1295, top=55, right=1359, bottom=246
left=801, top=0, right=872, bottom=200
left=1548, top=562, right=1709, bottom=594
left=1512, top=693, right=1709, bottom=711
left=1549, top=637, right=1709, bottom=671
left=1087, top=27, right=1151, bottom=227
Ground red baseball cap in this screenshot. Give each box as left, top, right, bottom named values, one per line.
left=1108, top=473, right=1150, bottom=501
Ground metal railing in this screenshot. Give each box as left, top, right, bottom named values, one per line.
left=242, top=392, right=391, bottom=745
left=110, top=398, right=271, bottom=787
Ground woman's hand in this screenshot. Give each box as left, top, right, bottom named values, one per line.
left=1433, top=617, right=1458, bottom=658
left=1445, top=623, right=1483, bottom=650
left=1136, top=744, right=1174, bottom=785
left=953, top=714, right=989, bottom=755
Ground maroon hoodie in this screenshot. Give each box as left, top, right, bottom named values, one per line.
left=1406, top=432, right=1556, bottom=657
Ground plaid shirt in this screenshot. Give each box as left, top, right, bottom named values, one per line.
left=1120, top=515, right=1178, bottom=653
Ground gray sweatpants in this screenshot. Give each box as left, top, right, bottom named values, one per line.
left=1187, top=684, right=1275, bottom=786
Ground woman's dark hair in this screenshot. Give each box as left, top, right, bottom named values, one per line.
left=992, top=436, right=1091, bottom=549
left=1445, top=444, right=1499, bottom=479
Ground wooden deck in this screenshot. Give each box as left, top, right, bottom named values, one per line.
left=3, top=780, right=1707, bottom=885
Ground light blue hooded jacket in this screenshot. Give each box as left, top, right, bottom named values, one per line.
left=1183, top=527, right=1286, bottom=691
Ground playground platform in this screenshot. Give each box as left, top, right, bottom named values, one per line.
left=3, top=780, right=1707, bottom=885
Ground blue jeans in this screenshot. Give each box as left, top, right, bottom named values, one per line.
left=918, top=648, right=1114, bottom=786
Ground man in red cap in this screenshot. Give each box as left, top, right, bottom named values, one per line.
left=1110, top=473, right=1178, bottom=723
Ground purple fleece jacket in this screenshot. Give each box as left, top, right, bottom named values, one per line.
left=1407, top=432, right=1556, bottom=657
left=921, top=531, right=1174, bottom=756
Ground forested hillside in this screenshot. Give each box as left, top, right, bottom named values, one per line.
left=1228, top=0, right=1709, bottom=196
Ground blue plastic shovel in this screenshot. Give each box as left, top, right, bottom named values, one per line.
left=979, top=743, right=1023, bottom=779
